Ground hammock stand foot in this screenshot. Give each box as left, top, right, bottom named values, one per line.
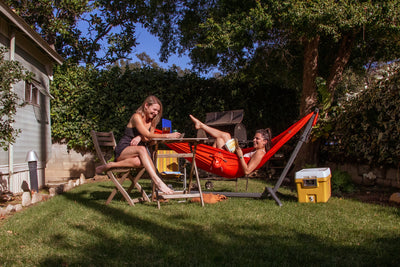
left=265, top=187, right=282, bottom=206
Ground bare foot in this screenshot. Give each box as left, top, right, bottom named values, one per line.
left=96, top=164, right=109, bottom=174
left=189, top=115, right=202, bottom=130
left=157, top=183, right=174, bottom=195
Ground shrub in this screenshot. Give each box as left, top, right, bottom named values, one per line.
left=331, top=170, right=355, bottom=195
left=320, top=62, right=400, bottom=168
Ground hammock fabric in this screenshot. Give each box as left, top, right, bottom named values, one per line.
left=164, top=111, right=318, bottom=179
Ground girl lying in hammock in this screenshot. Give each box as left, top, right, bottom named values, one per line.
left=189, top=115, right=272, bottom=175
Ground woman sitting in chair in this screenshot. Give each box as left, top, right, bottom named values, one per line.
left=96, top=95, right=182, bottom=194
left=189, top=115, right=271, bottom=175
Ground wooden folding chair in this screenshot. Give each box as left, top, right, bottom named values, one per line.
left=91, top=130, right=150, bottom=206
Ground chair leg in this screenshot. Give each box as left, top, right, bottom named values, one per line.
left=106, top=171, right=135, bottom=206
left=106, top=171, right=130, bottom=204
left=156, top=191, right=161, bottom=209
left=126, top=168, right=150, bottom=202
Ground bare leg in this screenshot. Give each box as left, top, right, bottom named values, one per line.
left=96, top=146, right=173, bottom=194
left=190, top=115, right=231, bottom=148
left=95, top=157, right=141, bottom=174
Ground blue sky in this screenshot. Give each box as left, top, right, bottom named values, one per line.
left=77, top=12, right=192, bottom=70
left=134, top=24, right=192, bottom=70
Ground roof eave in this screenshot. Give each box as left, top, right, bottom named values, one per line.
left=0, top=1, right=64, bottom=65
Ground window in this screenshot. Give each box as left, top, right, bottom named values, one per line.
left=25, top=81, right=40, bottom=106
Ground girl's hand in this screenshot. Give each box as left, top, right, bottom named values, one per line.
left=236, top=147, right=243, bottom=158
left=130, top=135, right=142, bottom=146
left=167, top=132, right=182, bottom=138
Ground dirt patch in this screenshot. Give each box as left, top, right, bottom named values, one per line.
left=339, top=186, right=400, bottom=207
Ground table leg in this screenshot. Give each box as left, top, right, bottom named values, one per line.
left=193, top=160, right=204, bottom=207
left=191, top=144, right=204, bottom=206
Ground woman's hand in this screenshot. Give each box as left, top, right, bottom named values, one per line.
left=130, top=135, right=142, bottom=146
left=236, top=147, right=244, bottom=158
left=166, top=132, right=182, bottom=138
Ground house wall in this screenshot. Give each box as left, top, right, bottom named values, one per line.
left=0, top=17, right=53, bottom=193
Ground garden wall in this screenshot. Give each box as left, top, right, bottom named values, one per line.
left=45, top=144, right=95, bottom=185
left=326, top=162, right=400, bottom=189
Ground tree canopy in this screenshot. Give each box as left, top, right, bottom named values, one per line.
left=5, top=0, right=140, bottom=67
left=5, top=0, right=400, bottom=167
left=137, top=0, right=400, bottom=114
left=7, top=1, right=400, bottom=107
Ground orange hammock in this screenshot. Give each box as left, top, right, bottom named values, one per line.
left=166, top=111, right=319, bottom=179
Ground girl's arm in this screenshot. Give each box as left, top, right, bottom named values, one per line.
left=132, top=113, right=181, bottom=140
left=236, top=148, right=264, bottom=175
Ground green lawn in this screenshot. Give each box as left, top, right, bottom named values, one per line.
left=0, top=178, right=399, bottom=266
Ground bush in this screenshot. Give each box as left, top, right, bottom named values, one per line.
left=320, top=62, right=400, bottom=168
left=331, top=170, right=355, bottom=195
left=50, top=63, right=299, bottom=153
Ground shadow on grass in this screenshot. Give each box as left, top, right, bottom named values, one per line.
left=38, top=181, right=400, bottom=266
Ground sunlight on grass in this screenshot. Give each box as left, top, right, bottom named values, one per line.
left=1, top=178, right=399, bottom=266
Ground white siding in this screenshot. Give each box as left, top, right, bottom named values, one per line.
left=0, top=165, right=45, bottom=193
left=0, top=29, right=52, bottom=193
left=1, top=45, right=52, bottom=165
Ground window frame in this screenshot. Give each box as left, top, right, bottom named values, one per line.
left=25, top=81, right=40, bottom=106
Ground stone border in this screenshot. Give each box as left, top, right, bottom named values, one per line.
left=0, top=173, right=91, bottom=218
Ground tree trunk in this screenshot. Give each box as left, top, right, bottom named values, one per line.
left=326, top=32, right=356, bottom=101
left=289, top=36, right=320, bottom=178
left=291, top=33, right=355, bottom=178
left=300, top=36, right=319, bottom=116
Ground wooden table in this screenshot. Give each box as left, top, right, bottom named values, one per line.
left=151, top=137, right=208, bottom=208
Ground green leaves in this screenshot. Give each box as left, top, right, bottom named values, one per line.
left=5, top=0, right=138, bottom=67
left=323, top=62, right=400, bottom=167
left=0, top=47, right=33, bottom=150
left=50, top=61, right=299, bottom=153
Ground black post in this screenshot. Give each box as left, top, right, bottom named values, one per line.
left=26, top=150, right=39, bottom=193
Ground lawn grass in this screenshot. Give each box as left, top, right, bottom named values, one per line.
left=0, top=178, right=399, bottom=266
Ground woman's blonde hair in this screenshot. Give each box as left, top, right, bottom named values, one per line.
left=136, top=95, right=163, bottom=127
left=256, top=128, right=272, bottom=151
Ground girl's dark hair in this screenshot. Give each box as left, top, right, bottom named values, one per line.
left=255, top=128, right=272, bottom=151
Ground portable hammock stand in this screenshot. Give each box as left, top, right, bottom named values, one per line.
left=264, top=109, right=318, bottom=206
left=166, top=109, right=319, bottom=206
left=198, top=109, right=319, bottom=206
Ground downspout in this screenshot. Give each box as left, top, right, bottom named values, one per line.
left=8, top=29, right=15, bottom=190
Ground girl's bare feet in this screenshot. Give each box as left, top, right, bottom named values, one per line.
left=95, top=164, right=109, bottom=174
left=157, top=182, right=174, bottom=194
left=189, top=115, right=202, bottom=130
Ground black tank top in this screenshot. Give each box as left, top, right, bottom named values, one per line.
left=114, top=127, right=146, bottom=159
